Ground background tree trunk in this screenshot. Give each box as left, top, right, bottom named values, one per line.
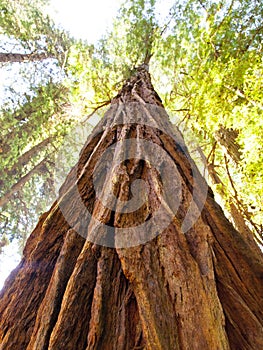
left=0, top=157, right=51, bottom=207
left=0, top=67, right=262, bottom=350
left=0, top=52, right=55, bottom=64
left=0, top=136, right=54, bottom=179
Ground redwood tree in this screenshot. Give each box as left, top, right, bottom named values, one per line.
left=0, top=67, right=262, bottom=350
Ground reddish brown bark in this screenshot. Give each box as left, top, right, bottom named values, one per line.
left=0, top=67, right=262, bottom=350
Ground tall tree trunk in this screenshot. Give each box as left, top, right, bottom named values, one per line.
left=0, top=157, right=50, bottom=207
left=1, top=136, right=54, bottom=177
left=0, top=67, right=262, bottom=350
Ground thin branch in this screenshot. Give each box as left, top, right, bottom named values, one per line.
left=239, top=24, right=263, bottom=54
left=224, top=155, right=239, bottom=198
left=172, top=108, right=190, bottom=112
left=81, top=100, right=111, bottom=124
left=177, top=112, right=191, bottom=128
left=197, top=0, right=208, bottom=12
left=224, top=85, right=263, bottom=110
left=210, top=0, right=235, bottom=37
left=207, top=142, right=217, bottom=163
left=160, top=12, right=175, bottom=37
left=224, top=155, right=262, bottom=239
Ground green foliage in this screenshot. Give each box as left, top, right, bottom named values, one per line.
left=0, top=82, right=74, bottom=244
left=64, top=0, right=161, bottom=110
left=150, top=0, right=263, bottom=240
left=0, top=0, right=76, bottom=250
left=0, top=83, right=69, bottom=170
left=0, top=0, right=71, bottom=62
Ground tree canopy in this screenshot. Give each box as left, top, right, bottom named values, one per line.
left=0, top=0, right=262, bottom=253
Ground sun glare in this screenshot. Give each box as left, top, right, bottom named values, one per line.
left=48, top=0, right=123, bottom=41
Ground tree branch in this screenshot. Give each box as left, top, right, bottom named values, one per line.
left=3, top=136, right=54, bottom=177
left=81, top=100, right=111, bottom=124
left=0, top=157, right=52, bottom=208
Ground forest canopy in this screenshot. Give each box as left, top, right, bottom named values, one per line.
left=0, top=0, right=262, bottom=254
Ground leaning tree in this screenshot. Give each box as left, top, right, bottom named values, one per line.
left=0, top=66, right=262, bottom=350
